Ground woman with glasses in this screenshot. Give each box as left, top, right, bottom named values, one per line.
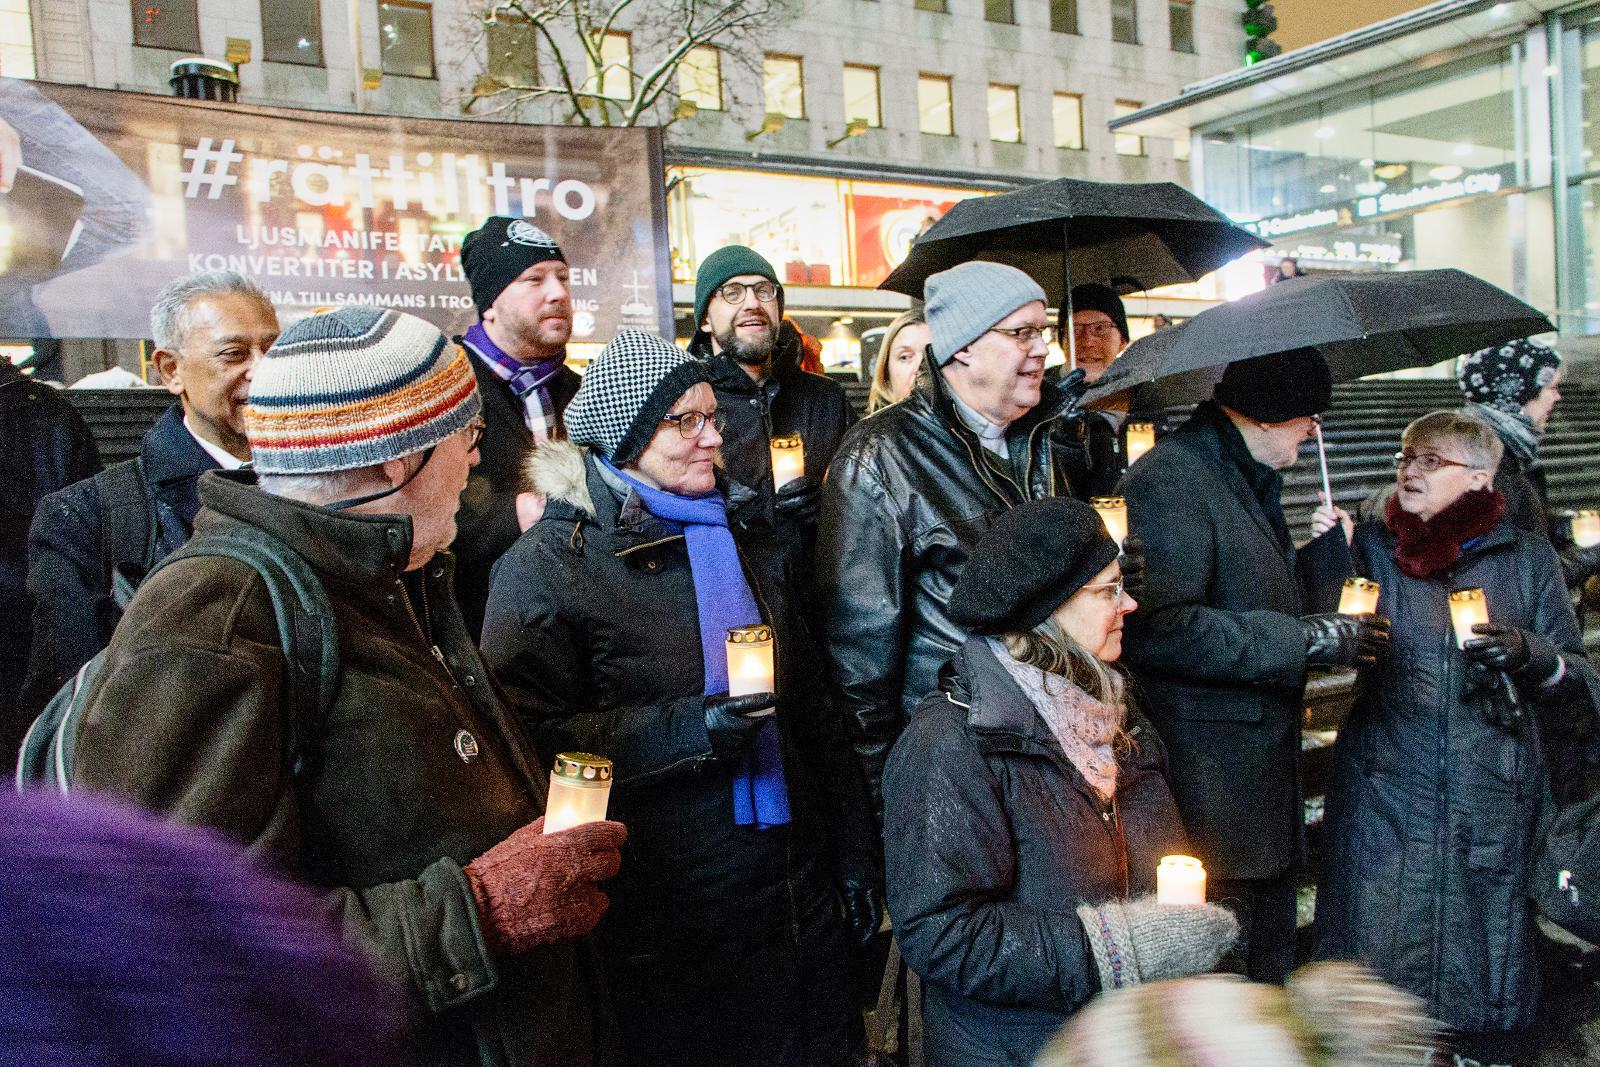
left=1317, top=409, right=1599, bottom=1065
left=882, top=497, right=1239, bottom=1067
left=480, top=330, right=875, bottom=1067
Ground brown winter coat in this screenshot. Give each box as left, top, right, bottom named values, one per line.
left=72, top=471, right=612, bottom=1067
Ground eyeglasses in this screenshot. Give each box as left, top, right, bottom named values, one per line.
left=661, top=409, right=726, bottom=438
left=1073, top=321, right=1122, bottom=341
left=988, top=325, right=1048, bottom=347
left=1393, top=450, right=1480, bottom=473
left=1080, top=578, right=1126, bottom=602
left=716, top=281, right=780, bottom=305
left=463, top=417, right=487, bottom=451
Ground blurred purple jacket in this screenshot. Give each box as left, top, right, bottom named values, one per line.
left=0, top=789, right=411, bottom=1067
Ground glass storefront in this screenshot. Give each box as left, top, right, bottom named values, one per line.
left=1192, top=33, right=1560, bottom=330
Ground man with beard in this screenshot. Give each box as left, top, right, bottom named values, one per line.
left=455, top=216, right=581, bottom=638
left=1055, top=283, right=1137, bottom=500
left=687, top=246, right=856, bottom=576
left=18, top=271, right=277, bottom=737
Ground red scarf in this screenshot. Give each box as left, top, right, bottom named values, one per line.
left=1384, top=488, right=1506, bottom=580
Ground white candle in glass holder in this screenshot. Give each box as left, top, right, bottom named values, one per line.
left=769, top=435, right=806, bottom=491
left=1090, top=497, right=1129, bottom=549
left=1125, top=422, right=1156, bottom=465
left=1337, top=577, right=1381, bottom=616
left=544, top=753, right=613, bottom=834
left=726, top=624, right=776, bottom=712
left=1448, top=588, right=1490, bottom=650
left=1156, top=855, right=1207, bottom=905
left=1572, top=509, right=1600, bottom=549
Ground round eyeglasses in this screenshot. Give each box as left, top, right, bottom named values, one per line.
left=661, top=410, right=726, bottom=438
left=716, top=281, right=780, bottom=305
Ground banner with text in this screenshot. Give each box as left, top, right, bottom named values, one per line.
left=0, top=77, right=672, bottom=341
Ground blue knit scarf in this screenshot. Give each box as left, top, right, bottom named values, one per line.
left=597, top=457, right=791, bottom=829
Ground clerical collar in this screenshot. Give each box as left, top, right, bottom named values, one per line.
left=948, top=388, right=1011, bottom=458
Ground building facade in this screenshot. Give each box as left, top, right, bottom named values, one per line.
left=6, top=0, right=1243, bottom=374
left=1114, top=0, right=1600, bottom=369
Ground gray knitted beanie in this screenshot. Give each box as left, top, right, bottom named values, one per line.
left=565, top=330, right=710, bottom=466
left=924, top=262, right=1048, bottom=365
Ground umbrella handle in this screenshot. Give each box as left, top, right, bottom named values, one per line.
left=1313, top=418, right=1334, bottom=509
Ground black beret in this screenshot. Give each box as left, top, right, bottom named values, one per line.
left=949, top=499, right=1121, bottom=636
left=1213, top=347, right=1332, bottom=423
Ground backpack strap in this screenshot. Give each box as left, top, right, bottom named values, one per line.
left=92, top=457, right=159, bottom=589
left=150, top=528, right=340, bottom=780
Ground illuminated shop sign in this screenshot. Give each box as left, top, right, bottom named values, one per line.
left=1356, top=171, right=1504, bottom=218
left=1279, top=235, right=1404, bottom=267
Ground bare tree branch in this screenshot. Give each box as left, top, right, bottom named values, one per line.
left=459, top=0, right=794, bottom=128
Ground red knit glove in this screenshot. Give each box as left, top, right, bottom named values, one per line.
left=464, top=816, right=626, bottom=956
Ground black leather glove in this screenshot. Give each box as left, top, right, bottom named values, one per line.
left=1057, top=366, right=1089, bottom=411
left=704, top=692, right=776, bottom=758
left=839, top=878, right=885, bottom=944
left=1119, top=533, right=1145, bottom=602
left=1299, top=612, right=1391, bottom=668
left=773, top=475, right=820, bottom=527
left=1560, top=544, right=1600, bottom=588
left=1463, top=624, right=1562, bottom=685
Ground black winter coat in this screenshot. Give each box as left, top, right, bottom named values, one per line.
left=19, top=405, right=214, bottom=727
left=480, top=441, right=872, bottom=1067
left=453, top=342, right=581, bottom=639
left=1120, top=402, right=1346, bottom=880
left=1317, top=517, right=1600, bottom=1037
left=1496, top=445, right=1550, bottom=539
left=883, top=639, right=1187, bottom=1067
left=0, top=364, right=99, bottom=730
left=817, top=361, right=1075, bottom=815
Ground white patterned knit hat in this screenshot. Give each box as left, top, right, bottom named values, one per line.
left=564, top=330, right=709, bottom=465
left=246, top=307, right=481, bottom=475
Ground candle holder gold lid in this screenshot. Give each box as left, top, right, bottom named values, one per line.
left=553, top=752, right=613, bottom=785
left=1089, top=496, right=1127, bottom=508
left=1448, top=587, right=1485, bottom=602
left=1344, top=577, right=1379, bottom=589
left=727, top=624, right=774, bottom=643
left=770, top=434, right=803, bottom=449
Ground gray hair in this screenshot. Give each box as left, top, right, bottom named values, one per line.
left=149, top=271, right=275, bottom=351
left=257, top=466, right=387, bottom=505
left=1403, top=410, right=1504, bottom=473
left=1002, top=617, right=1137, bottom=755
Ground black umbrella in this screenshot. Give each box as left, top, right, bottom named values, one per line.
left=878, top=178, right=1268, bottom=304
left=1080, top=268, right=1553, bottom=510
left=1082, top=269, right=1554, bottom=407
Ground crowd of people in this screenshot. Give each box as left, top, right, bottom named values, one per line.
left=4, top=215, right=1600, bottom=1067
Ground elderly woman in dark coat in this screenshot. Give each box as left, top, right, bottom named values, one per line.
left=882, top=498, right=1239, bottom=1067
left=1317, top=410, right=1600, bottom=1065
left=480, top=330, right=877, bottom=1067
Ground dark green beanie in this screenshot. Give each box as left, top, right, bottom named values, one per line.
left=693, top=245, right=782, bottom=328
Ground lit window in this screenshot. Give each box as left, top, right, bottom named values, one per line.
left=586, top=31, right=631, bottom=100
left=0, top=0, right=36, bottom=77
left=486, top=10, right=535, bottom=84
left=678, top=45, right=722, bottom=110
left=1050, top=0, right=1078, bottom=34
left=1053, top=93, right=1084, bottom=150
left=988, top=83, right=1021, bottom=143
left=984, top=0, right=1015, bottom=23
left=843, top=64, right=881, bottom=128
left=764, top=54, right=804, bottom=119
left=1173, top=133, right=1191, bottom=161
left=378, top=1, right=434, bottom=79
left=131, top=0, right=199, bottom=51
left=1115, top=99, right=1144, bottom=156
left=1169, top=0, right=1194, bottom=53
left=918, top=74, right=953, bottom=136
left=914, top=0, right=948, bottom=11
left=1111, top=0, right=1138, bottom=44
left=262, top=0, right=322, bottom=66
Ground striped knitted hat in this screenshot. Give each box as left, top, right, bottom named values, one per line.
left=565, top=329, right=709, bottom=466
left=247, top=308, right=481, bottom=475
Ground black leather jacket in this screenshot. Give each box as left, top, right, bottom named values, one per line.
left=817, top=361, right=1078, bottom=814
